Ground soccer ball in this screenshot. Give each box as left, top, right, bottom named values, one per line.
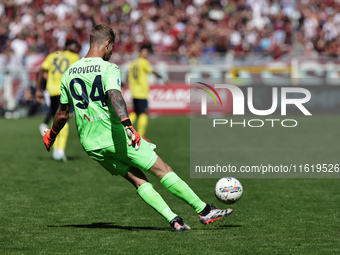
left=214, top=177, right=243, bottom=204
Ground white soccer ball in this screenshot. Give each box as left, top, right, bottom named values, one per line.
left=215, top=177, right=243, bottom=204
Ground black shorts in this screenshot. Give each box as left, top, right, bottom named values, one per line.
left=50, top=96, right=60, bottom=116
left=133, top=99, right=149, bottom=114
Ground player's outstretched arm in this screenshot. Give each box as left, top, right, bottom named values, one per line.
left=52, top=103, right=70, bottom=133
left=43, top=103, right=70, bottom=151
left=107, top=89, right=129, bottom=120
left=107, top=89, right=141, bottom=150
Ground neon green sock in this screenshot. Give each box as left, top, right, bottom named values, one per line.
left=137, top=182, right=177, bottom=222
left=161, top=172, right=206, bottom=213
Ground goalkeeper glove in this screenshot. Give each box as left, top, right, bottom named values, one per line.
left=121, top=117, right=141, bottom=150
left=43, top=128, right=58, bottom=151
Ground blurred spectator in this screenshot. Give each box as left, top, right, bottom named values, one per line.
left=16, top=86, right=39, bottom=116
left=10, top=33, right=28, bottom=64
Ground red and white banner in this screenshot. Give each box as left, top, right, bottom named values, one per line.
left=123, top=83, right=191, bottom=115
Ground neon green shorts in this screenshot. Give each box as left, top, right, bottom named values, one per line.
left=86, top=138, right=158, bottom=176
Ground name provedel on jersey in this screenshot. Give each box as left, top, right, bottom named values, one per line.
left=69, top=65, right=102, bottom=75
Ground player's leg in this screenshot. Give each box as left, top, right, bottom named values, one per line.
left=129, top=99, right=138, bottom=125
left=123, top=167, right=190, bottom=231
left=46, top=96, right=67, bottom=161
left=43, top=105, right=54, bottom=125
left=134, top=99, right=149, bottom=139
left=149, top=157, right=233, bottom=224
left=39, top=95, right=53, bottom=136
left=137, top=113, right=148, bottom=138
left=86, top=147, right=190, bottom=231
left=149, top=157, right=206, bottom=213
left=119, top=135, right=232, bottom=225
left=129, top=112, right=137, bottom=125
left=53, top=122, right=69, bottom=161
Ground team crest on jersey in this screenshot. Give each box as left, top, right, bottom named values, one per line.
left=117, top=78, right=121, bottom=87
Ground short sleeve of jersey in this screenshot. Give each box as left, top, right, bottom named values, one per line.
left=41, top=53, right=52, bottom=70
left=143, top=59, right=153, bottom=73
left=60, top=75, right=69, bottom=104
left=103, top=64, right=121, bottom=93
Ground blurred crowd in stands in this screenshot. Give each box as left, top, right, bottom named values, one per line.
left=1, top=0, right=340, bottom=117
left=1, top=0, right=340, bottom=70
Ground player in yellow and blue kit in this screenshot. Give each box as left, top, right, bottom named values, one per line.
left=42, top=25, right=233, bottom=231
left=126, top=46, right=169, bottom=140
left=36, top=39, right=80, bottom=161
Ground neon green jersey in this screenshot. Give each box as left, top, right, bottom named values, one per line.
left=60, top=57, right=123, bottom=151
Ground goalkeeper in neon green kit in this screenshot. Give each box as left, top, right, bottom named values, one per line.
left=43, top=24, right=233, bottom=231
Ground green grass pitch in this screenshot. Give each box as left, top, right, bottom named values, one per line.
left=0, top=116, right=339, bottom=254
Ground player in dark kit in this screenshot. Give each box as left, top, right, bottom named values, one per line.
left=43, top=24, right=233, bottom=231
